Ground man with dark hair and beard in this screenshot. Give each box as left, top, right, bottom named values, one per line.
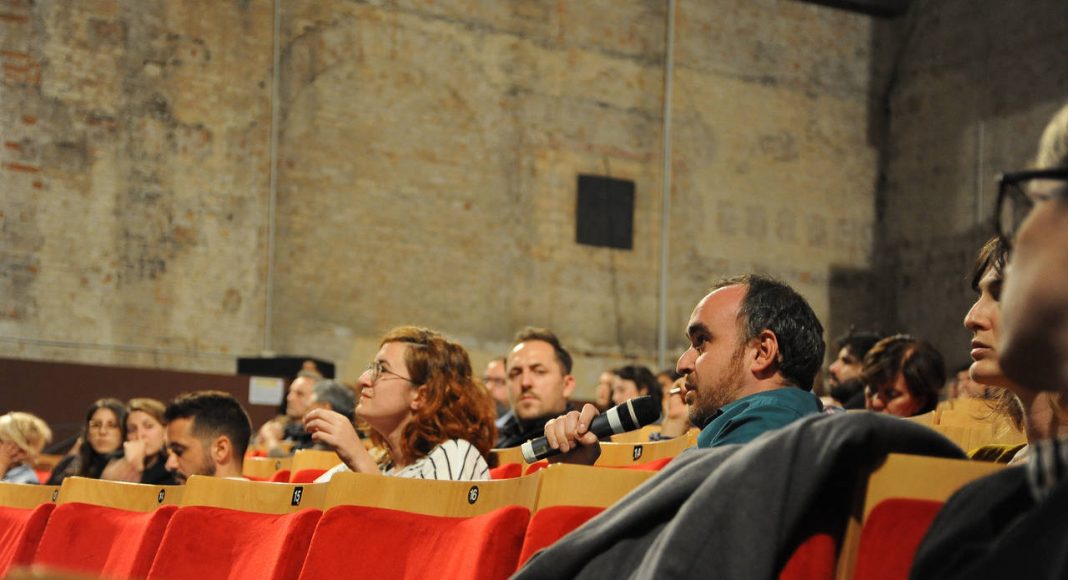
left=543, top=274, right=826, bottom=460
left=164, top=391, right=252, bottom=483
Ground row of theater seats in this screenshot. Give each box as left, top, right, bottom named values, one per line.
left=240, top=432, right=699, bottom=482
left=1, top=449, right=1004, bottom=580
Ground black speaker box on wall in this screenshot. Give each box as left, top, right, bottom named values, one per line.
left=237, top=356, right=335, bottom=380
left=575, top=174, right=635, bottom=250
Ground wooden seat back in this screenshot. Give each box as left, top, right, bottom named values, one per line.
left=181, top=475, right=327, bottom=514
left=594, top=435, right=694, bottom=467
left=835, top=453, right=1005, bottom=579
left=291, top=449, right=342, bottom=474
left=56, top=477, right=182, bottom=512
left=323, top=470, right=541, bottom=516
left=242, top=456, right=292, bottom=479
left=0, top=482, right=60, bottom=509
left=534, top=463, right=654, bottom=510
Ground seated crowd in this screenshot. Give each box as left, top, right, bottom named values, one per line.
left=4, top=103, right=1068, bottom=579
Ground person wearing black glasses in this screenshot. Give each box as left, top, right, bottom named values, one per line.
left=913, top=103, right=1068, bottom=580
left=305, top=326, right=496, bottom=481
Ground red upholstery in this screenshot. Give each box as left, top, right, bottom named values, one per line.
left=489, top=463, right=523, bottom=480
left=853, top=498, right=944, bottom=580
left=779, top=533, right=837, bottom=580
left=147, top=506, right=321, bottom=580
left=517, top=505, right=604, bottom=566
left=0, top=503, right=54, bottom=576
left=34, top=503, right=176, bottom=578
left=299, top=505, right=530, bottom=580
left=269, top=469, right=292, bottom=482
left=524, top=461, right=550, bottom=475
left=290, top=469, right=327, bottom=483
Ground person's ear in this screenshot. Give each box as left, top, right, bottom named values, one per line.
left=562, top=375, right=576, bottom=399
left=410, top=385, right=428, bottom=411
left=750, top=330, right=780, bottom=377
left=212, top=435, right=232, bottom=464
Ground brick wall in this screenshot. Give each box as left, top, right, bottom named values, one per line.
left=2, top=1, right=884, bottom=396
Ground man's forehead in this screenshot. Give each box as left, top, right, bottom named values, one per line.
left=509, top=340, right=554, bottom=364
left=689, top=285, right=745, bottom=328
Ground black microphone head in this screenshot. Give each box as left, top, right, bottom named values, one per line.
left=627, top=395, right=661, bottom=427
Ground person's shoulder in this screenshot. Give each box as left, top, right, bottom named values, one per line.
left=732, top=388, right=821, bottom=417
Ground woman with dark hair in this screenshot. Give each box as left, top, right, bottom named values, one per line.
left=862, top=335, right=945, bottom=417
left=307, top=326, right=497, bottom=481
left=47, top=398, right=127, bottom=484
left=102, top=398, right=177, bottom=485
left=609, top=365, right=662, bottom=413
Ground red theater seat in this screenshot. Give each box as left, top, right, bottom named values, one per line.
left=0, top=504, right=54, bottom=576
left=147, top=506, right=321, bottom=580
left=517, top=505, right=604, bottom=566
left=779, top=533, right=837, bottom=580
left=290, top=469, right=327, bottom=483
left=489, top=463, right=523, bottom=480
left=269, top=469, right=292, bottom=482
left=852, top=498, right=944, bottom=580
left=34, top=503, right=176, bottom=578
left=299, top=505, right=530, bottom=580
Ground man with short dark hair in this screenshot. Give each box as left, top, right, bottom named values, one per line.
left=496, top=327, right=576, bottom=448
left=164, top=390, right=252, bottom=483
left=544, top=274, right=825, bottom=459
left=308, top=379, right=356, bottom=423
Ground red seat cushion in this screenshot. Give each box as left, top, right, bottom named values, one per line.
left=147, top=506, right=321, bottom=580
left=0, top=503, right=54, bottom=576
left=517, top=505, right=604, bottom=566
left=853, top=498, right=944, bottom=580
left=290, top=469, right=327, bottom=483
left=299, top=505, right=530, bottom=580
left=269, top=469, right=292, bottom=482
left=489, top=463, right=523, bottom=480
left=34, top=503, right=176, bottom=578
left=779, top=533, right=837, bottom=580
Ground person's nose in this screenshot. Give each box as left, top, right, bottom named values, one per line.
left=676, top=348, right=695, bottom=376
left=964, top=298, right=990, bottom=333
left=164, top=451, right=178, bottom=471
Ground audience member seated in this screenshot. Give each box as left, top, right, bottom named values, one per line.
left=482, top=356, right=512, bottom=425
left=308, top=326, right=496, bottom=481
left=306, top=379, right=356, bottom=436
left=254, top=370, right=320, bottom=456
left=163, top=391, right=252, bottom=484
left=47, top=398, right=127, bottom=485
left=543, top=274, right=825, bottom=464
left=495, top=328, right=578, bottom=449
left=656, top=377, right=692, bottom=439
left=0, top=412, right=52, bottom=484
left=101, top=398, right=177, bottom=485
left=826, top=330, right=884, bottom=409
left=963, top=236, right=1068, bottom=465
left=593, top=371, right=614, bottom=411
left=914, top=103, right=1068, bottom=579
left=609, top=365, right=661, bottom=417
left=861, top=335, right=944, bottom=418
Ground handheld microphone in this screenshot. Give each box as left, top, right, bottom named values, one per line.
left=520, top=395, right=661, bottom=463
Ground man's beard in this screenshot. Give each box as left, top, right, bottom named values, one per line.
left=687, top=343, right=747, bottom=429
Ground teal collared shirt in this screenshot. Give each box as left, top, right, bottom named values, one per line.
left=697, top=388, right=823, bottom=448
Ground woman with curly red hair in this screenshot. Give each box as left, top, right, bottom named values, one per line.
left=306, top=326, right=496, bottom=480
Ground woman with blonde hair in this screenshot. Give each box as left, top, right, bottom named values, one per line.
left=0, top=412, right=53, bottom=484
left=307, top=326, right=496, bottom=480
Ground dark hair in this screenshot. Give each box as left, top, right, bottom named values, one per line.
left=712, top=274, right=826, bottom=391
left=512, top=327, right=573, bottom=375
left=312, top=379, right=356, bottom=422
left=77, top=398, right=128, bottom=478
left=164, top=391, right=252, bottom=460
left=971, top=236, right=1010, bottom=293
left=861, top=335, right=945, bottom=415
left=612, top=365, right=662, bottom=411
left=835, top=330, right=884, bottom=361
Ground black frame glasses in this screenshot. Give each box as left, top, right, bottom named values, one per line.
left=995, top=168, right=1068, bottom=247
left=365, top=360, right=414, bottom=384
